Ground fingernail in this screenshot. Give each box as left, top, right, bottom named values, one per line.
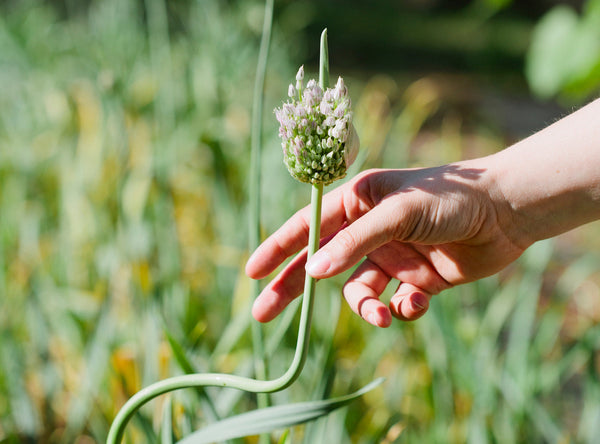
left=366, top=312, right=377, bottom=326
left=410, top=293, right=427, bottom=311
left=305, top=251, right=331, bottom=276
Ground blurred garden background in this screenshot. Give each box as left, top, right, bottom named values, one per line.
left=1, top=0, right=600, bottom=442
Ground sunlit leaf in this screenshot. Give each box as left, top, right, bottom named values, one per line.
left=176, top=378, right=385, bottom=444
left=526, top=5, right=579, bottom=98
left=527, top=2, right=600, bottom=99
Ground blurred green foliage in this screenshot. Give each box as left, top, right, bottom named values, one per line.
left=0, top=0, right=599, bottom=443
left=526, top=0, right=600, bottom=101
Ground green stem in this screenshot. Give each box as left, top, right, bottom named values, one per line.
left=106, top=27, right=329, bottom=444
left=106, top=184, right=323, bottom=444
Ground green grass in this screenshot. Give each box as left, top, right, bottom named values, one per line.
left=1, top=1, right=599, bottom=443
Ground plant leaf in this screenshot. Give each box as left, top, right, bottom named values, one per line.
left=165, top=329, right=198, bottom=375
left=526, top=5, right=579, bottom=98
left=176, top=378, right=385, bottom=444
left=164, top=329, right=221, bottom=423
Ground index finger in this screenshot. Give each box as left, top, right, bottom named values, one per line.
left=245, top=184, right=347, bottom=280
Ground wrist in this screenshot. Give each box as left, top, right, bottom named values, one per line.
left=456, top=155, right=535, bottom=251
left=484, top=99, right=600, bottom=244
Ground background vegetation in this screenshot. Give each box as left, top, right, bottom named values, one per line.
left=1, top=0, right=599, bottom=442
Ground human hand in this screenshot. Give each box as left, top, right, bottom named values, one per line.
left=246, top=163, right=528, bottom=327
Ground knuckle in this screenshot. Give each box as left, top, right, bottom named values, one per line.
left=346, top=169, right=382, bottom=209
left=334, top=228, right=359, bottom=254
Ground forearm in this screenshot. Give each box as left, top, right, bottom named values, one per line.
left=485, top=98, right=600, bottom=245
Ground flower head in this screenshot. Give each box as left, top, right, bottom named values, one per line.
left=274, top=67, right=359, bottom=185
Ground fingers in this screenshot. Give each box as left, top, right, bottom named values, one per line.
left=253, top=249, right=434, bottom=324
left=246, top=185, right=347, bottom=280
left=389, top=282, right=431, bottom=321
left=343, top=261, right=432, bottom=326
left=342, top=260, right=392, bottom=327
left=252, top=245, right=308, bottom=322
left=246, top=168, right=400, bottom=280
left=252, top=232, right=338, bottom=322
left=305, top=201, right=398, bottom=279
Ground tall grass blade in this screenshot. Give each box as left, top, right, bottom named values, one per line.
left=277, top=429, right=290, bottom=444
left=578, top=372, right=600, bottom=443
left=249, top=5, right=275, bottom=441
left=165, top=330, right=221, bottom=422
left=0, top=337, right=41, bottom=437
left=507, top=242, right=553, bottom=366
left=64, top=303, right=114, bottom=439
left=144, top=0, right=175, bottom=132
left=265, top=298, right=301, bottom=358
left=161, top=396, right=174, bottom=444
left=211, top=303, right=252, bottom=358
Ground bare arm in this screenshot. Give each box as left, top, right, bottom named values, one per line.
left=490, top=98, right=600, bottom=245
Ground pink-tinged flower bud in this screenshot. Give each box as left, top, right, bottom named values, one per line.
left=334, top=77, right=347, bottom=100
left=303, top=90, right=316, bottom=107
left=334, top=101, right=348, bottom=118
left=288, top=84, right=297, bottom=98
left=319, top=101, right=333, bottom=115
left=295, top=65, right=304, bottom=91
left=296, top=105, right=307, bottom=117
left=323, top=116, right=335, bottom=127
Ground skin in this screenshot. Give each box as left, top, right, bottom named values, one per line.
left=246, top=98, right=600, bottom=328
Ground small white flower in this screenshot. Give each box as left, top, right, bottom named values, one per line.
left=323, top=116, right=335, bottom=127
left=303, top=89, right=317, bottom=107
left=334, top=77, right=347, bottom=100
left=296, top=105, right=307, bottom=117
left=334, top=102, right=348, bottom=118
left=319, top=101, right=333, bottom=115
left=288, top=84, right=297, bottom=98
left=295, top=65, right=304, bottom=91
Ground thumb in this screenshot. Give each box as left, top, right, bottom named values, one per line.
left=305, top=202, right=398, bottom=278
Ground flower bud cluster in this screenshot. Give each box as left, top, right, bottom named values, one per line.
left=275, top=66, right=359, bottom=185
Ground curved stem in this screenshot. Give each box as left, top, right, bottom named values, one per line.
left=107, top=27, right=330, bottom=444
left=106, top=184, right=323, bottom=444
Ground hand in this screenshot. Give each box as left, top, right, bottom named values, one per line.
left=246, top=163, right=528, bottom=327
left=247, top=99, right=600, bottom=327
